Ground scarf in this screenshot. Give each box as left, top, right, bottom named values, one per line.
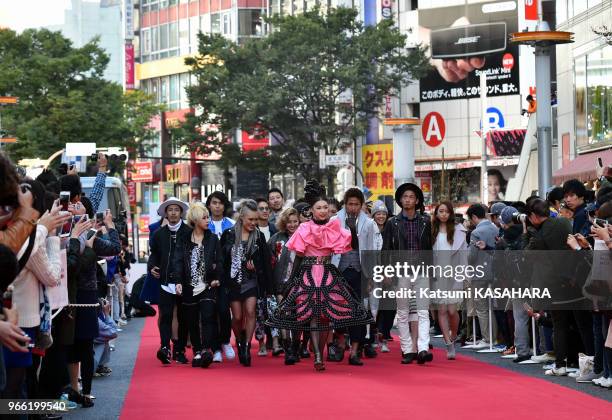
left=168, top=219, right=183, bottom=232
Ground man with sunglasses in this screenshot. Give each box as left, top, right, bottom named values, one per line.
left=255, top=197, right=277, bottom=241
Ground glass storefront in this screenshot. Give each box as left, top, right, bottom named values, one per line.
left=575, top=45, right=612, bottom=150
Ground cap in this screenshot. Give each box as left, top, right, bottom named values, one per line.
left=500, top=206, right=518, bottom=225
left=489, top=202, right=507, bottom=216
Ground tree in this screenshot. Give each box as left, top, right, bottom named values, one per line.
left=0, top=28, right=163, bottom=162
left=176, top=7, right=429, bottom=194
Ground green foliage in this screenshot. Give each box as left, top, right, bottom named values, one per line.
left=0, top=28, right=163, bottom=161
left=176, top=7, right=429, bottom=192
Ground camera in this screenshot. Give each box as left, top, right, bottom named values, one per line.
left=512, top=212, right=527, bottom=224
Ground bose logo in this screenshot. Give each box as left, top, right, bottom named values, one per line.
left=455, top=36, right=481, bottom=45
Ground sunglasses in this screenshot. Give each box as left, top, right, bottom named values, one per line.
left=258, top=206, right=269, bottom=211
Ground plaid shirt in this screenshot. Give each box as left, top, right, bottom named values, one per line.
left=89, top=172, right=107, bottom=213
left=400, top=212, right=420, bottom=250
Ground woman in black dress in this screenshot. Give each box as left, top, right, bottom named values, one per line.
left=219, top=199, right=272, bottom=366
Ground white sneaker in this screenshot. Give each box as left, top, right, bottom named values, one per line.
left=592, top=376, right=605, bottom=386
left=471, top=340, right=490, bottom=350
left=576, top=371, right=601, bottom=383
left=542, top=363, right=555, bottom=370
left=601, top=378, right=612, bottom=388
left=381, top=342, right=390, bottom=353
left=530, top=353, right=555, bottom=363
left=222, top=344, right=235, bottom=360
left=568, top=371, right=579, bottom=378
left=213, top=351, right=222, bottom=363
left=545, top=366, right=568, bottom=376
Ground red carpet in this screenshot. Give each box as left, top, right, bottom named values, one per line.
left=121, top=315, right=611, bottom=420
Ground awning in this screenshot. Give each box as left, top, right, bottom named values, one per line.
left=553, top=147, right=612, bottom=184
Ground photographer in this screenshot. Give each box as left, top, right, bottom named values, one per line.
left=524, top=198, right=593, bottom=377
left=498, top=207, right=530, bottom=362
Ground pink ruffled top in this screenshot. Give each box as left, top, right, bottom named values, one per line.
left=286, top=218, right=352, bottom=256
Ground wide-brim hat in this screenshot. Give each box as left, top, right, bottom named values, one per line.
left=157, top=197, right=188, bottom=217
left=395, top=183, right=424, bottom=209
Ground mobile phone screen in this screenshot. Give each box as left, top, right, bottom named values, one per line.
left=59, top=215, right=74, bottom=237
left=60, top=191, right=70, bottom=211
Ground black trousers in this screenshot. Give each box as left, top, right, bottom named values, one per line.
left=159, top=288, right=188, bottom=351
left=67, top=339, right=94, bottom=395
left=376, top=309, right=396, bottom=339
left=217, top=284, right=232, bottom=345
left=343, top=268, right=365, bottom=344
left=551, top=309, right=594, bottom=368
left=183, top=294, right=219, bottom=352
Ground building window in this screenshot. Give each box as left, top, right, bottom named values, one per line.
left=169, top=22, right=178, bottom=49
left=223, top=13, right=231, bottom=35
left=170, top=74, right=180, bottom=110
left=211, top=13, right=221, bottom=34
left=238, top=10, right=264, bottom=37
left=575, top=45, right=612, bottom=150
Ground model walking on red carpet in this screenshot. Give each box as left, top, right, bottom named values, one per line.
left=267, top=180, right=373, bottom=371
left=219, top=199, right=273, bottom=367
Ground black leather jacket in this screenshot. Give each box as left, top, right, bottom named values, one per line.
left=381, top=212, right=433, bottom=251
left=219, top=227, right=273, bottom=295
left=148, top=223, right=192, bottom=286
left=176, top=229, right=221, bottom=299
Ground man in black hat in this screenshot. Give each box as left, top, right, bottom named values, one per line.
left=382, top=183, right=434, bottom=364
left=149, top=197, right=192, bottom=365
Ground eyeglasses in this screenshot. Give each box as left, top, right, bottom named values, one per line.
left=258, top=207, right=269, bottom=211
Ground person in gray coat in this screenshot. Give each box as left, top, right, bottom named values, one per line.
left=466, top=203, right=499, bottom=348
left=330, top=188, right=379, bottom=365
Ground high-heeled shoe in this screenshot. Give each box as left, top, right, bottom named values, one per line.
left=243, top=343, right=252, bottom=367
left=314, top=352, right=325, bottom=371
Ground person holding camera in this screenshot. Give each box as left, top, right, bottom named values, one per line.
left=66, top=209, right=120, bottom=407
left=466, top=203, right=499, bottom=349
left=497, top=206, right=531, bottom=362
left=523, top=198, right=591, bottom=377
left=148, top=197, right=191, bottom=365
left=176, top=203, right=221, bottom=368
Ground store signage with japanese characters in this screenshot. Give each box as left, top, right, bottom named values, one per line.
left=362, top=144, right=394, bottom=197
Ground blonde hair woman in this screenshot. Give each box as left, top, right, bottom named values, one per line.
left=268, top=207, right=301, bottom=364
left=176, top=202, right=221, bottom=368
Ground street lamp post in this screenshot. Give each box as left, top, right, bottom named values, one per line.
left=511, top=6, right=573, bottom=194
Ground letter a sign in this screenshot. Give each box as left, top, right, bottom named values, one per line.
left=422, top=112, right=445, bottom=148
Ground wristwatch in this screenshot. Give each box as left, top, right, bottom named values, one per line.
left=574, top=246, right=582, bottom=251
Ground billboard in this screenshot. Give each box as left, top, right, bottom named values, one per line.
left=125, top=42, right=135, bottom=90
left=418, top=0, right=520, bottom=102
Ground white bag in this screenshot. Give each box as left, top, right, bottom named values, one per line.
left=47, top=249, right=69, bottom=310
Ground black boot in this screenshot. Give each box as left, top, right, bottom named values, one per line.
left=293, top=339, right=301, bottom=362
left=244, top=342, right=252, bottom=367
left=237, top=331, right=246, bottom=365
left=284, top=339, right=297, bottom=365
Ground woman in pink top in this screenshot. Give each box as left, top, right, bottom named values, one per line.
left=267, top=181, right=372, bottom=371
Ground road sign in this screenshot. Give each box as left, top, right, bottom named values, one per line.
left=0, top=97, right=18, bottom=105
left=325, top=154, right=350, bottom=166
left=422, top=112, right=446, bottom=147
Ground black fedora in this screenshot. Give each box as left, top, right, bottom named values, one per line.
left=395, top=182, right=424, bottom=210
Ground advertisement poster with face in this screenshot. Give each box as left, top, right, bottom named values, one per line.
left=418, top=0, right=520, bottom=102
left=414, top=1, right=525, bottom=206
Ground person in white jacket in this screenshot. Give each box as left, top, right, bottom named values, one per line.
left=330, top=188, right=379, bottom=365
left=3, top=186, right=68, bottom=400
